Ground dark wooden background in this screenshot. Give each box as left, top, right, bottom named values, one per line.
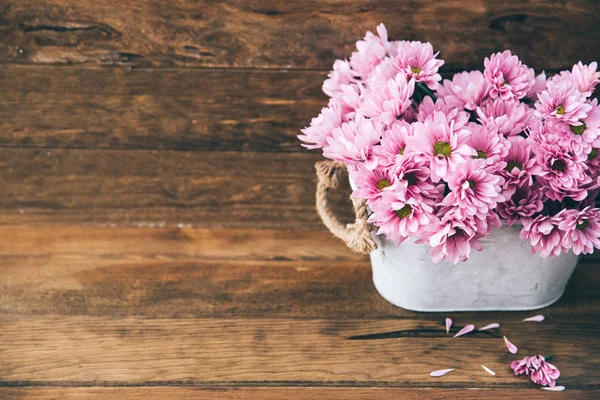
left=1, top=1, right=599, bottom=399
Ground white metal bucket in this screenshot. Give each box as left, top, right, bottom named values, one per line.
left=348, top=175, right=579, bottom=312
left=369, top=227, right=579, bottom=311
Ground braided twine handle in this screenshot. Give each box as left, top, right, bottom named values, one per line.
left=314, top=160, right=378, bottom=254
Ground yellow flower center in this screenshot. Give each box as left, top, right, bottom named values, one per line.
left=474, top=150, right=488, bottom=159
left=376, top=179, right=392, bottom=191
left=411, top=67, right=421, bottom=75
left=570, top=122, right=586, bottom=135
left=433, top=141, right=452, bottom=158
left=395, top=204, right=412, bottom=219
left=556, top=105, right=566, bottom=115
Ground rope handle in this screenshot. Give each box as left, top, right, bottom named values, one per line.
left=314, top=160, right=378, bottom=254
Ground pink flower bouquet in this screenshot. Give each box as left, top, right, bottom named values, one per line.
left=300, top=24, right=600, bottom=264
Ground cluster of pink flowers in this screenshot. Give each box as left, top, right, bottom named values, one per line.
left=300, top=24, right=600, bottom=263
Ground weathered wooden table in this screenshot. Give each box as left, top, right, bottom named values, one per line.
left=1, top=1, right=599, bottom=399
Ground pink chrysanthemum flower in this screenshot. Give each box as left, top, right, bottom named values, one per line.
left=393, top=40, right=444, bottom=89
left=408, top=114, right=476, bottom=182
left=586, top=147, right=600, bottom=176
left=477, top=98, right=537, bottom=137
left=372, top=122, right=412, bottom=167
left=323, top=115, right=381, bottom=169
left=417, top=97, right=469, bottom=133
left=436, top=70, right=490, bottom=111
left=511, top=355, right=561, bottom=387
left=370, top=192, right=433, bottom=245
left=442, top=159, right=505, bottom=218
left=497, top=185, right=544, bottom=227
left=547, top=98, right=600, bottom=157
left=351, top=164, right=397, bottom=203
left=499, top=137, right=536, bottom=198
left=328, top=83, right=362, bottom=122
left=393, top=156, right=444, bottom=206
left=553, top=61, right=600, bottom=97
left=298, top=105, right=343, bottom=149
left=535, top=80, right=592, bottom=126
left=484, top=50, right=534, bottom=101
left=530, top=130, right=591, bottom=202
left=558, top=207, right=600, bottom=255
left=322, top=59, right=357, bottom=98
left=473, top=210, right=502, bottom=239
left=358, top=74, right=415, bottom=125
left=426, top=207, right=482, bottom=264
left=350, top=24, right=390, bottom=79
left=526, top=70, right=547, bottom=100
left=520, top=214, right=568, bottom=258
left=466, top=123, right=510, bottom=168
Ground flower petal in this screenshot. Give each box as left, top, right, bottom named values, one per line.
left=445, top=318, right=452, bottom=334
left=479, top=323, right=500, bottom=331
left=430, top=368, right=455, bottom=377
left=504, top=336, right=518, bottom=354
left=453, top=324, right=475, bottom=338
left=541, top=386, right=565, bottom=391
left=523, top=315, right=545, bottom=322
left=481, top=365, right=496, bottom=376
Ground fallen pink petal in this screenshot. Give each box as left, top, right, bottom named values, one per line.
left=541, top=386, right=566, bottom=391
left=430, top=368, right=455, bottom=377
left=481, top=365, right=496, bottom=376
left=504, top=336, right=518, bottom=354
left=479, top=323, right=500, bottom=331
left=445, top=318, right=452, bottom=334
left=523, top=315, right=545, bottom=322
left=453, top=324, right=475, bottom=338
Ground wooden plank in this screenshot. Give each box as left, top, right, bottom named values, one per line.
left=0, top=149, right=357, bottom=230
left=0, top=1, right=598, bottom=70
left=0, top=66, right=325, bottom=152
left=0, top=317, right=598, bottom=387
left=0, top=226, right=598, bottom=319
left=1, top=387, right=597, bottom=400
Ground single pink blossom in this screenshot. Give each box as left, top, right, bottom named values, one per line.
left=484, top=50, right=534, bottom=101
left=497, top=185, right=544, bottom=227
left=370, top=192, right=434, bottom=245
left=417, top=97, right=470, bottom=133
left=511, top=355, right=560, bottom=387
left=466, top=123, right=510, bottom=168
left=322, top=59, right=357, bottom=97
left=323, top=115, right=380, bottom=169
left=558, top=207, right=600, bottom=255
left=547, top=98, right=600, bottom=157
left=586, top=147, right=600, bottom=176
left=535, top=80, right=592, bottom=126
left=530, top=130, right=591, bottom=202
left=351, top=164, right=397, bottom=203
left=436, top=70, right=490, bottom=110
left=298, top=105, right=343, bottom=149
left=358, top=74, right=415, bottom=125
left=477, top=97, right=537, bottom=137
left=372, top=122, right=412, bottom=167
left=443, top=159, right=505, bottom=219
left=349, top=23, right=389, bottom=79
left=520, top=214, right=568, bottom=258
left=426, top=208, right=482, bottom=264
left=393, top=40, right=444, bottom=89
left=393, top=155, right=444, bottom=206
left=499, top=136, right=536, bottom=198
left=553, top=61, right=600, bottom=97
left=408, top=114, right=476, bottom=182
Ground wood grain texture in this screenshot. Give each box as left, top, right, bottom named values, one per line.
left=0, top=1, right=598, bottom=70
left=0, top=149, right=357, bottom=230
left=1, top=387, right=597, bottom=400
left=1, top=317, right=599, bottom=387
left=0, top=66, right=326, bottom=152
left=0, top=226, right=598, bottom=319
